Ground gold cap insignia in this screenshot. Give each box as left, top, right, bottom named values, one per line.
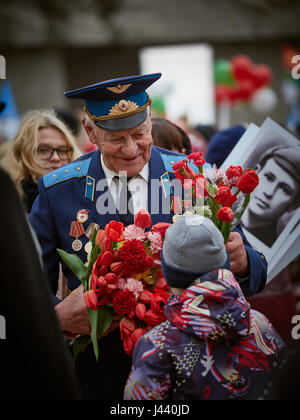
left=106, top=83, right=132, bottom=94
left=109, top=100, right=139, bottom=117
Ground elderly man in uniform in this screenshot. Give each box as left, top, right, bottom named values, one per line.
left=241, top=145, right=300, bottom=247
left=30, top=73, right=267, bottom=399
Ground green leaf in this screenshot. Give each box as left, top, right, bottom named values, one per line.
left=57, top=249, right=87, bottom=285
left=87, top=306, right=114, bottom=361
left=87, top=308, right=100, bottom=361
left=91, top=228, right=99, bottom=248
left=98, top=306, right=114, bottom=338
left=223, top=222, right=231, bottom=243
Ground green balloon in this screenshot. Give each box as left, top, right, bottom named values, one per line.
left=214, top=59, right=235, bottom=86
left=151, top=96, right=166, bottom=115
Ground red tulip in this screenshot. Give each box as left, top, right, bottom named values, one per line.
left=138, top=290, right=152, bottom=305
left=110, top=262, right=124, bottom=277
left=236, top=168, right=259, bottom=194
left=217, top=207, right=234, bottom=223
left=135, top=303, right=146, bottom=321
left=84, top=290, right=98, bottom=310
left=226, top=165, right=243, bottom=180
left=99, top=251, right=114, bottom=267
left=144, top=309, right=165, bottom=327
left=134, top=209, right=152, bottom=229
left=131, top=328, right=145, bottom=347
left=98, top=265, right=108, bottom=276
left=120, top=317, right=137, bottom=339
left=123, top=335, right=134, bottom=355
left=95, top=229, right=106, bottom=248
left=96, top=276, right=107, bottom=295
left=104, top=272, right=118, bottom=284
left=151, top=222, right=171, bottom=239
left=214, top=185, right=232, bottom=205
left=105, top=220, right=124, bottom=241
left=102, top=237, right=112, bottom=252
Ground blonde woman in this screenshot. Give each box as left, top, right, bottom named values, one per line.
left=2, top=109, right=82, bottom=213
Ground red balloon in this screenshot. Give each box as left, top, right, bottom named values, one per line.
left=231, top=55, right=254, bottom=81
left=251, top=64, right=273, bottom=89
left=232, top=80, right=255, bottom=102
left=215, top=85, right=235, bottom=105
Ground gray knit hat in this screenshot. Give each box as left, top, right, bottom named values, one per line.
left=161, top=214, right=228, bottom=288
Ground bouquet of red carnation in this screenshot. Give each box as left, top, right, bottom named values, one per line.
left=57, top=210, right=171, bottom=361
left=172, top=152, right=259, bottom=242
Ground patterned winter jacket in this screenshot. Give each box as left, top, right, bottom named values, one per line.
left=124, top=269, right=286, bottom=400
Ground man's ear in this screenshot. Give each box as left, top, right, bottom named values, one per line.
left=82, top=117, right=96, bottom=144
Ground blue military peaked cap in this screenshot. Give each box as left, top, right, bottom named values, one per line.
left=64, top=73, right=161, bottom=131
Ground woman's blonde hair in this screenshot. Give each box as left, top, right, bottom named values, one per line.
left=2, top=109, right=82, bottom=197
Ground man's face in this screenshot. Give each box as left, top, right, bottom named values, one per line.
left=89, top=115, right=153, bottom=177
left=248, top=157, right=297, bottom=221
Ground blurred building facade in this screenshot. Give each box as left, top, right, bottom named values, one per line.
left=0, top=0, right=300, bottom=127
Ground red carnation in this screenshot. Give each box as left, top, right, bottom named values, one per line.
left=217, top=207, right=234, bottom=223
left=113, top=289, right=136, bottom=317
left=117, top=239, right=153, bottom=275
left=236, top=168, right=259, bottom=193
left=174, top=169, right=188, bottom=183
left=188, top=152, right=206, bottom=167
left=172, top=159, right=187, bottom=171
left=194, top=175, right=209, bottom=198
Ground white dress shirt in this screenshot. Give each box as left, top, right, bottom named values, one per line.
left=100, top=154, right=149, bottom=215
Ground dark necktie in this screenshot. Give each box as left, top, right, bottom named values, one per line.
left=115, top=176, right=134, bottom=226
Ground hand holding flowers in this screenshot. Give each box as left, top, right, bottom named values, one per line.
left=57, top=210, right=171, bottom=361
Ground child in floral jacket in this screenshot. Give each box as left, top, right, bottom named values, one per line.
left=124, top=215, right=286, bottom=400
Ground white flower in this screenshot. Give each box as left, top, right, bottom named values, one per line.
left=123, top=225, right=147, bottom=241
left=148, top=231, right=163, bottom=255
left=124, top=278, right=144, bottom=299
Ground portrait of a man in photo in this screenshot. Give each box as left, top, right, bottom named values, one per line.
left=241, top=145, right=300, bottom=248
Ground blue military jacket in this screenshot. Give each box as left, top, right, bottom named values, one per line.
left=30, top=146, right=267, bottom=303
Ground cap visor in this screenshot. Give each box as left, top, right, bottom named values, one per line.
left=95, top=109, right=148, bottom=131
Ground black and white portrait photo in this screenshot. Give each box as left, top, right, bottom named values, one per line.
left=240, top=144, right=300, bottom=248
left=222, top=118, right=300, bottom=279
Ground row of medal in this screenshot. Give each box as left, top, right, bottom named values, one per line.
left=70, top=209, right=100, bottom=253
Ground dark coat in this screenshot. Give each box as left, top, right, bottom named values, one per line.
left=0, top=168, right=80, bottom=400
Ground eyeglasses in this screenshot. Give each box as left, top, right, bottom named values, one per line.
left=37, top=146, right=73, bottom=161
